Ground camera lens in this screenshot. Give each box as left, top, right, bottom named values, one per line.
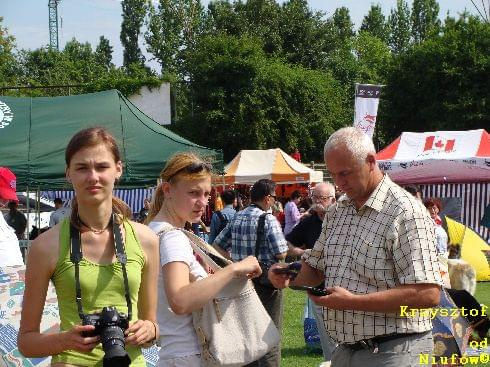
left=100, top=325, right=131, bottom=367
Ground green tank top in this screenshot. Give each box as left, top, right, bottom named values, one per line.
left=51, top=218, right=146, bottom=366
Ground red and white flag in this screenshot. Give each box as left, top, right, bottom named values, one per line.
left=423, top=136, right=456, bottom=152
left=353, top=84, right=382, bottom=138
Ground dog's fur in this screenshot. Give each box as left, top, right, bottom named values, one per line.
left=447, top=259, right=477, bottom=295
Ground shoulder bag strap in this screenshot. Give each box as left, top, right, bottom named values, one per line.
left=216, top=211, right=225, bottom=223
left=69, top=222, right=84, bottom=319
left=112, top=214, right=132, bottom=320
left=254, top=213, right=268, bottom=259
left=156, top=225, right=231, bottom=272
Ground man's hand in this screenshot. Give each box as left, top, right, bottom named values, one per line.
left=288, top=246, right=305, bottom=257
left=267, top=263, right=292, bottom=289
left=309, top=286, right=356, bottom=310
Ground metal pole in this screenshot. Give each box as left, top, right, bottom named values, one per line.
left=37, top=187, right=41, bottom=230
left=26, top=185, right=30, bottom=260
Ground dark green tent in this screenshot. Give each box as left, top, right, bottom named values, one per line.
left=0, top=90, right=222, bottom=189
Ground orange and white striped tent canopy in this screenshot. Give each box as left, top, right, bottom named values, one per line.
left=218, top=148, right=323, bottom=185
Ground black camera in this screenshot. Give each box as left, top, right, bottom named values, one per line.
left=82, top=306, right=131, bottom=367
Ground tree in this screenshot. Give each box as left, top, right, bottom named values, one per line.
left=95, top=36, right=113, bottom=70
left=354, top=31, right=391, bottom=84
left=178, top=34, right=350, bottom=161
left=388, top=0, right=411, bottom=54
left=322, top=7, right=358, bottom=89
left=204, top=0, right=246, bottom=36
left=15, top=37, right=161, bottom=97
left=360, top=4, right=389, bottom=43
left=380, top=15, right=489, bottom=145
left=411, top=0, right=441, bottom=43
left=0, top=17, right=19, bottom=86
left=331, top=7, right=355, bottom=42
left=120, top=0, right=146, bottom=67
left=146, top=0, right=204, bottom=74
left=204, top=0, right=282, bottom=55
left=242, top=0, right=282, bottom=55
left=277, top=0, right=330, bottom=69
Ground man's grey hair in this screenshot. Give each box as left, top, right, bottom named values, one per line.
left=324, top=127, right=376, bottom=164
left=313, top=182, right=335, bottom=196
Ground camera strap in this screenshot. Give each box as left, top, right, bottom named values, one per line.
left=69, top=213, right=132, bottom=321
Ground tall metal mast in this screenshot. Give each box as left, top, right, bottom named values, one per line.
left=48, top=0, right=61, bottom=50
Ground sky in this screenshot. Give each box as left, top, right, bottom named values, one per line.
left=1, top=0, right=483, bottom=71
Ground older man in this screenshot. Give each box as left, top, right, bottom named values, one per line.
left=270, top=127, right=442, bottom=367
left=286, top=182, right=337, bottom=365
left=287, top=182, right=336, bottom=257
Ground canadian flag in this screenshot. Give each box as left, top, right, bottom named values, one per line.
left=423, top=136, right=456, bottom=152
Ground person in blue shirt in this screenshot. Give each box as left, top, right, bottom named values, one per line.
left=208, top=190, right=237, bottom=244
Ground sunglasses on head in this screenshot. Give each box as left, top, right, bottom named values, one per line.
left=168, top=161, right=212, bottom=181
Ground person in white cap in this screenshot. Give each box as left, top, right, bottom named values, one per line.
left=0, top=167, right=24, bottom=266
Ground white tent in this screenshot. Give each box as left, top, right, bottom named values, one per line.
left=376, top=129, right=489, bottom=184
left=221, top=148, right=323, bottom=185
left=376, top=129, right=490, bottom=241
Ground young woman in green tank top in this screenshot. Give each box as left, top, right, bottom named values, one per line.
left=17, top=127, right=160, bottom=366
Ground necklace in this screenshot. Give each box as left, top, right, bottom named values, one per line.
left=78, top=216, right=111, bottom=234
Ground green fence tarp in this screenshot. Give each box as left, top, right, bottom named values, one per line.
left=0, top=90, right=223, bottom=189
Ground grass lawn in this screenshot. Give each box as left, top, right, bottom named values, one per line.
left=281, top=288, right=323, bottom=367
left=281, top=282, right=490, bottom=367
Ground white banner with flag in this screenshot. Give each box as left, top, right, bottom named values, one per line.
left=353, top=84, right=382, bottom=138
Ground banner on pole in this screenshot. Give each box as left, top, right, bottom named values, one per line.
left=353, top=84, right=382, bottom=138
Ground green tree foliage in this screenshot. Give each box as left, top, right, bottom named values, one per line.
left=353, top=31, right=391, bottom=84
left=277, top=0, right=330, bottom=69
left=146, top=0, right=204, bottom=74
left=411, top=0, right=441, bottom=43
left=120, top=0, right=146, bottom=67
left=175, top=34, right=350, bottom=161
left=388, top=0, right=411, bottom=54
left=95, top=36, right=114, bottom=70
left=322, top=7, right=358, bottom=88
left=205, top=0, right=246, bottom=36
left=0, top=17, right=19, bottom=86
left=331, top=6, right=355, bottom=42
left=380, top=15, right=489, bottom=145
left=360, top=4, right=389, bottom=43
left=12, top=39, right=160, bottom=97
left=241, top=0, right=282, bottom=55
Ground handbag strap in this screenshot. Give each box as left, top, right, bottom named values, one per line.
left=254, top=213, right=269, bottom=259
left=156, top=225, right=232, bottom=272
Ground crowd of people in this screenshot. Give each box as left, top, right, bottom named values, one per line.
left=0, top=126, right=488, bottom=367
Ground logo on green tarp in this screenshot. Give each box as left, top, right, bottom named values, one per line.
left=0, top=100, right=13, bottom=129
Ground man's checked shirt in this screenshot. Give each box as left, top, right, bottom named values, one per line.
left=303, top=175, right=442, bottom=343
left=214, top=204, right=288, bottom=266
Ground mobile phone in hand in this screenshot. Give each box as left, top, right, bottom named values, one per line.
left=272, top=267, right=293, bottom=275
left=272, top=262, right=302, bottom=279
left=289, top=285, right=330, bottom=296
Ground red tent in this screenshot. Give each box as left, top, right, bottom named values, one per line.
left=376, top=129, right=490, bottom=184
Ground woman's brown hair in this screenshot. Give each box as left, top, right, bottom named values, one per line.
left=423, top=197, right=442, bottom=212
left=146, top=152, right=212, bottom=223
left=65, top=127, right=131, bottom=227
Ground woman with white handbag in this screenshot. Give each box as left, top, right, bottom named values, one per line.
left=146, top=152, right=265, bottom=367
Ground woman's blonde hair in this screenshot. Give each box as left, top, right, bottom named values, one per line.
left=146, top=152, right=212, bottom=223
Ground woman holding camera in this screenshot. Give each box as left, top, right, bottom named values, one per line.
left=18, top=127, right=159, bottom=366
left=146, top=152, right=261, bottom=367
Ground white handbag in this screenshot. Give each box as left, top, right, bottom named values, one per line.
left=158, top=227, right=281, bottom=366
